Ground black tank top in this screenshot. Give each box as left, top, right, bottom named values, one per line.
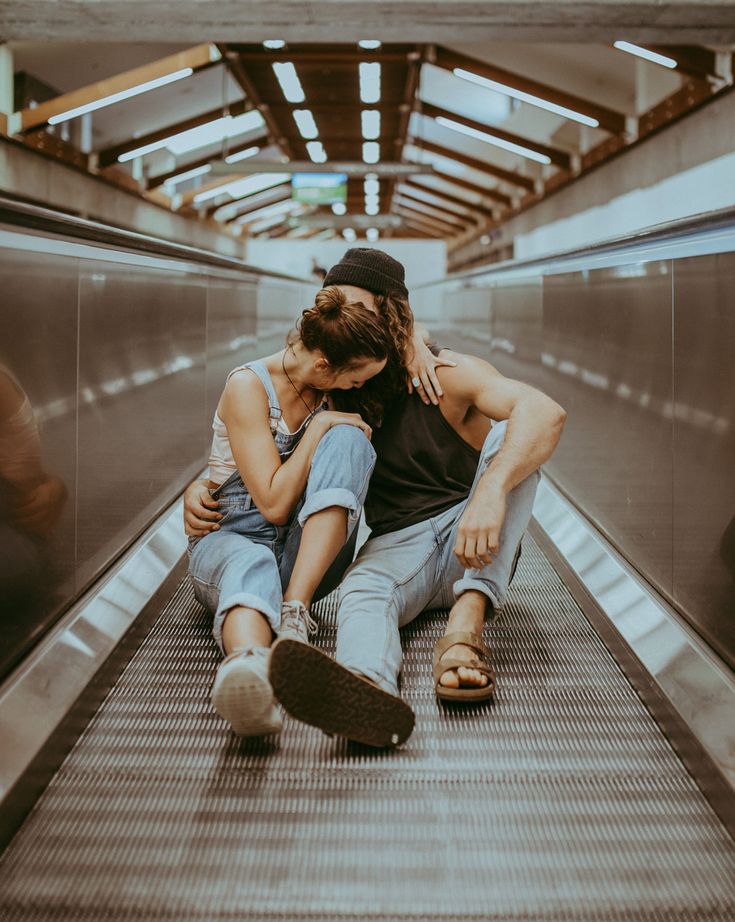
left=365, top=394, right=480, bottom=538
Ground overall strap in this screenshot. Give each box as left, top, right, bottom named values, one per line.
left=229, top=361, right=282, bottom=428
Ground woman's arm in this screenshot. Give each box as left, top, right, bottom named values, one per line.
left=220, top=371, right=371, bottom=525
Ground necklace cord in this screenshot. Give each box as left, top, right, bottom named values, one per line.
left=281, top=349, right=322, bottom=416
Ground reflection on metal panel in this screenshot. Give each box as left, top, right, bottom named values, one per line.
left=542, top=263, right=674, bottom=596
left=206, top=276, right=259, bottom=420
left=0, top=225, right=306, bottom=684
left=430, top=240, right=735, bottom=669
left=76, top=262, right=207, bottom=589
left=0, top=249, right=78, bottom=678
left=673, top=253, right=735, bottom=667
left=533, top=477, right=735, bottom=789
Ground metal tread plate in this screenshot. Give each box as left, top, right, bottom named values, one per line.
left=0, top=538, right=733, bottom=921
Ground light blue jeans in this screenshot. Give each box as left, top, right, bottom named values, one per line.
left=335, top=421, right=539, bottom=695
left=188, top=424, right=376, bottom=652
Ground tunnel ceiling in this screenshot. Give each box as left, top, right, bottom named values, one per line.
left=4, top=33, right=735, bottom=247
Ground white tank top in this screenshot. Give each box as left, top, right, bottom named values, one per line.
left=208, top=361, right=326, bottom=486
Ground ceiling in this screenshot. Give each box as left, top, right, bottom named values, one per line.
left=5, top=34, right=735, bottom=246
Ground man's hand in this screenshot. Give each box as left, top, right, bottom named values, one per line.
left=184, top=479, right=222, bottom=537
left=453, top=487, right=507, bottom=570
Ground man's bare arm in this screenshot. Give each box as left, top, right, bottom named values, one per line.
left=436, top=354, right=566, bottom=569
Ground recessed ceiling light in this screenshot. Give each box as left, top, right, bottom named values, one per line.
left=273, top=62, right=306, bottom=103
left=359, top=62, right=381, bottom=104
left=358, top=40, right=382, bottom=50
left=293, top=109, right=319, bottom=139
left=361, top=110, right=381, bottom=140
left=306, top=140, right=327, bottom=163
left=263, top=40, right=286, bottom=49
left=362, top=141, right=380, bottom=164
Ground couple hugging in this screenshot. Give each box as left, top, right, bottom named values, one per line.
left=184, top=248, right=566, bottom=747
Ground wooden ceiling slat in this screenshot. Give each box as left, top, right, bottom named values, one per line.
left=146, top=132, right=269, bottom=189
left=420, top=101, right=573, bottom=170
left=403, top=179, right=496, bottom=219
left=19, top=44, right=220, bottom=133
left=416, top=139, right=537, bottom=192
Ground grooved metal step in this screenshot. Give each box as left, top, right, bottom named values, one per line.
left=0, top=538, right=733, bottom=921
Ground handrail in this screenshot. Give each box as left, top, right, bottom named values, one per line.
left=418, top=204, right=735, bottom=288
left=0, top=195, right=312, bottom=283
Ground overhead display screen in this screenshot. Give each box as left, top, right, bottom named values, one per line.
left=292, top=172, right=348, bottom=205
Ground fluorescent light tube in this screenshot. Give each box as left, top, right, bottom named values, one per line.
left=225, top=145, right=261, bottom=164
left=162, top=164, right=212, bottom=187
left=362, top=141, right=380, bottom=164
left=119, top=109, right=264, bottom=162
left=453, top=67, right=599, bottom=128
left=361, top=109, right=381, bottom=140
left=306, top=140, right=327, bottom=163
left=359, top=62, right=381, bottom=104
left=613, top=41, right=677, bottom=68
left=48, top=67, right=193, bottom=125
left=194, top=172, right=290, bottom=204
left=436, top=115, right=551, bottom=164
left=273, top=62, right=306, bottom=103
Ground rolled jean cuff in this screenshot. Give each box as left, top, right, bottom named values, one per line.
left=213, top=592, right=281, bottom=653
left=297, top=487, right=361, bottom=532
left=453, top=578, right=502, bottom=618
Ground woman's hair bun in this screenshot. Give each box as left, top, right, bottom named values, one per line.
left=313, top=285, right=348, bottom=320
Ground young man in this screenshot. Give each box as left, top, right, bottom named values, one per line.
left=186, top=251, right=566, bottom=747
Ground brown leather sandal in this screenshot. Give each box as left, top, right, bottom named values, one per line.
left=433, top=631, right=495, bottom=702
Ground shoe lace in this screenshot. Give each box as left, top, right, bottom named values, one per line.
left=281, top=600, right=317, bottom=636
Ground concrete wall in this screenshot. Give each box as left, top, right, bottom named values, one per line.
left=0, top=137, right=246, bottom=258
left=452, top=88, right=735, bottom=266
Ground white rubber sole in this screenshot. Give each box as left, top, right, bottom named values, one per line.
left=211, top=650, right=283, bottom=737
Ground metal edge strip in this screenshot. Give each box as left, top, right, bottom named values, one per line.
left=0, top=498, right=188, bottom=804
left=531, top=477, right=735, bottom=802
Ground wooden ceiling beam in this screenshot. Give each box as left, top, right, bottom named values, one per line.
left=403, top=179, right=496, bottom=220
left=648, top=45, right=732, bottom=83
left=395, top=190, right=474, bottom=228
left=419, top=100, right=573, bottom=170
left=394, top=201, right=464, bottom=234
left=226, top=46, right=418, bottom=64
left=18, top=44, right=219, bottom=133
left=219, top=44, right=295, bottom=160
left=432, top=45, right=628, bottom=136
left=394, top=205, right=455, bottom=236
left=428, top=169, right=514, bottom=207
left=415, top=139, right=537, bottom=192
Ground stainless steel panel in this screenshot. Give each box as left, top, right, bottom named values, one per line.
left=541, top=264, right=674, bottom=594
left=76, top=262, right=207, bottom=588
left=673, top=253, right=735, bottom=668
left=206, top=275, right=259, bottom=420
left=0, top=247, right=78, bottom=677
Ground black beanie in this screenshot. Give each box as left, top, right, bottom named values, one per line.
left=323, top=248, right=408, bottom=300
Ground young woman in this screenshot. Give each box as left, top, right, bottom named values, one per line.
left=188, top=284, right=392, bottom=738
